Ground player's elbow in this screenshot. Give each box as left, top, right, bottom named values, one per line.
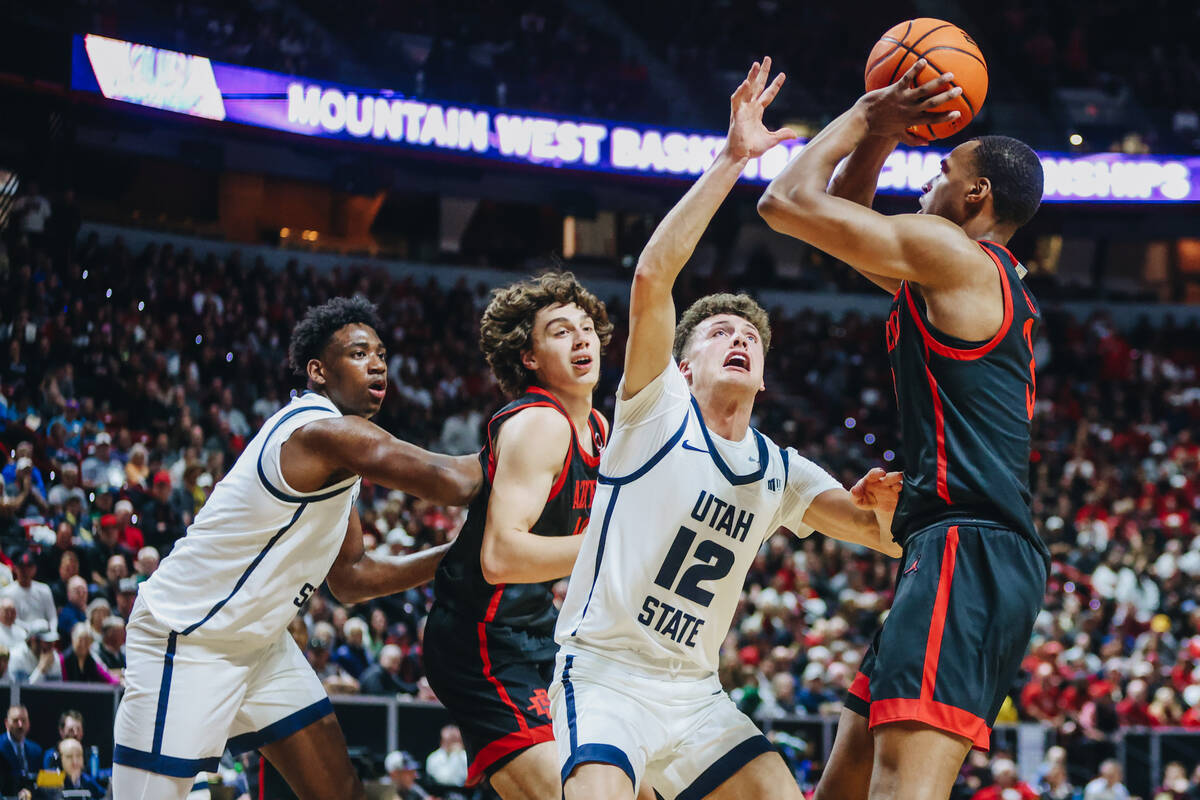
left=757, top=190, right=807, bottom=232
left=326, top=570, right=366, bottom=606
left=479, top=538, right=514, bottom=585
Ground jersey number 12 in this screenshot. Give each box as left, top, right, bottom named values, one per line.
left=653, top=526, right=735, bottom=607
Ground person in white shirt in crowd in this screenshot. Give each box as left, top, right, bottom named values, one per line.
left=11, top=182, right=51, bottom=241
left=9, top=621, right=62, bottom=683
left=1084, top=759, right=1131, bottom=800
left=1, top=552, right=56, bottom=633
left=425, top=725, right=469, bottom=788
left=80, top=432, right=125, bottom=490
left=46, top=462, right=88, bottom=511
left=0, top=601, right=26, bottom=652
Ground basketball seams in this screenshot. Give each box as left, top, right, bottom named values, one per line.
left=874, top=39, right=974, bottom=132
left=887, top=23, right=954, bottom=84
left=868, top=20, right=912, bottom=79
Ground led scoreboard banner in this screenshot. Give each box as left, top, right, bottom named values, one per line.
left=71, top=34, right=1200, bottom=202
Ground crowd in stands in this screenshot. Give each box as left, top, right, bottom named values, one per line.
left=1, top=198, right=1199, bottom=797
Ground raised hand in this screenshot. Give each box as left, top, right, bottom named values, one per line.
left=725, top=57, right=798, bottom=161
left=856, top=59, right=962, bottom=145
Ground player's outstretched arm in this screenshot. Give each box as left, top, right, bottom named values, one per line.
left=282, top=416, right=482, bottom=506
left=326, top=508, right=450, bottom=604
left=801, top=469, right=903, bottom=557
left=624, top=58, right=795, bottom=398
left=758, top=60, right=977, bottom=290
left=479, top=406, right=584, bottom=584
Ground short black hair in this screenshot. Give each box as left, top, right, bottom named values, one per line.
left=970, top=135, right=1044, bottom=227
left=288, top=296, right=383, bottom=376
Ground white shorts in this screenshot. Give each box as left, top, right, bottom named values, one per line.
left=550, top=649, right=773, bottom=800
left=113, top=600, right=330, bottom=778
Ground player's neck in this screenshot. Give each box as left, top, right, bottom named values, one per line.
left=692, top=386, right=753, bottom=442
left=539, top=384, right=594, bottom=441
left=963, top=217, right=1014, bottom=246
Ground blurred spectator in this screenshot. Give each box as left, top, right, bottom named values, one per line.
left=424, top=725, right=468, bottom=788
left=1085, top=760, right=1131, bottom=800
left=10, top=183, right=50, bottom=248
left=57, top=738, right=103, bottom=798
left=114, top=577, right=139, bottom=620
left=41, top=710, right=84, bottom=770
left=360, top=644, right=415, bottom=696
left=139, top=471, right=185, bottom=553
left=382, top=750, right=429, bottom=800
left=85, top=598, right=110, bottom=640
left=80, top=432, right=124, bottom=491
left=56, top=576, right=89, bottom=635
left=972, top=758, right=1040, bottom=800
left=1155, top=761, right=1190, bottom=800
left=113, top=499, right=145, bottom=552
left=1, top=551, right=56, bottom=633
left=0, top=705, right=42, bottom=796
left=0, top=600, right=24, bottom=652
left=2, top=443, right=44, bottom=495
left=92, top=616, right=126, bottom=677
left=134, top=546, right=160, bottom=582
left=333, top=617, right=372, bottom=679
left=62, top=622, right=117, bottom=684
left=307, top=635, right=358, bottom=695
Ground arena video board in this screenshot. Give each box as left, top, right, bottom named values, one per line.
left=71, top=34, right=1200, bottom=203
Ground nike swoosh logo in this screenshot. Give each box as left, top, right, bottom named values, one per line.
left=681, top=440, right=708, bottom=453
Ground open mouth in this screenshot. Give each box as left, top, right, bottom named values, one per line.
left=367, top=380, right=387, bottom=400
left=723, top=352, right=750, bottom=372
left=571, top=354, right=594, bottom=372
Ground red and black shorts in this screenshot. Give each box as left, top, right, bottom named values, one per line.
left=423, top=604, right=556, bottom=786
left=845, top=521, right=1046, bottom=750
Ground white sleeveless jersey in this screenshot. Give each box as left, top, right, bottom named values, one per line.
left=138, top=392, right=359, bottom=644
left=555, top=362, right=841, bottom=679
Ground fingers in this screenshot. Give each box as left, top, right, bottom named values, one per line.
left=913, top=70, right=956, bottom=97
left=758, top=71, right=787, bottom=107
left=922, top=84, right=962, bottom=109
left=755, top=56, right=773, bottom=93
left=769, top=126, right=799, bottom=145
left=897, top=58, right=926, bottom=88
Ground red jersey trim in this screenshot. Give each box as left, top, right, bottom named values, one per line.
left=902, top=244, right=1014, bottom=361
left=924, top=363, right=951, bottom=504
left=849, top=670, right=872, bottom=703
left=466, top=724, right=555, bottom=785
left=485, top=401, right=561, bottom=483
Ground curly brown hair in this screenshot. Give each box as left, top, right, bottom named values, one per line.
left=480, top=272, right=614, bottom=397
left=673, top=293, right=772, bottom=361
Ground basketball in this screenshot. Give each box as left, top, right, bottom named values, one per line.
left=864, top=18, right=988, bottom=141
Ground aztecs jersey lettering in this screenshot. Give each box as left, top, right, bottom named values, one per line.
left=887, top=240, right=1048, bottom=562
left=555, top=362, right=841, bottom=679
left=433, top=387, right=606, bottom=636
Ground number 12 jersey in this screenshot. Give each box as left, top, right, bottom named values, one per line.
left=555, top=361, right=841, bottom=679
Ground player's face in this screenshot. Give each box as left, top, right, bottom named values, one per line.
left=918, top=141, right=978, bottom=222
left=679, top=314, right=765, bottom=396
left=316, top=323, right=388, bottom=418
left=523, top=303, right=601, bottom=398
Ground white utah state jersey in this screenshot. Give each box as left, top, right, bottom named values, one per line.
left=138, top=391, right=359, bottom=644
left=554, top=362, right=841, bottom=679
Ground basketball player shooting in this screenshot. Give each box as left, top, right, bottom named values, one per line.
left=758, top=58, right=1049, bottom=800
left=112, top=297, right=483, bottom=800
left=549, top=58, right=903, bottom=800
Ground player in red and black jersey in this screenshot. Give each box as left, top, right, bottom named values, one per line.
left=759, top=60, right=1048, bottom=800
left=424, top=272, right=630, bottom=800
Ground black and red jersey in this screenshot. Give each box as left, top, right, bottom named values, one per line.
left=886, top=240, right=1048, bottom=562
left=432, top=386, right=606, bottom=636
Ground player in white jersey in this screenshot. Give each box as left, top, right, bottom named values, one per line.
left=550, top=59, right=903, bottom=800
left=112, top=297, right=482, bottom=800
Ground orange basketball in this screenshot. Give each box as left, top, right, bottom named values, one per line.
left=864, top=18, right=988, bottom=141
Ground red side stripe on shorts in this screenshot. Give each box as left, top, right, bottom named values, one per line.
left=921, top=526, right=959, bottom=700
left=466, top=724, right=554, bottom=785
left=477, top=621, right=528, bottom=735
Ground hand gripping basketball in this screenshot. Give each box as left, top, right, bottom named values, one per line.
left=856, top=59, right=963, bottom=146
